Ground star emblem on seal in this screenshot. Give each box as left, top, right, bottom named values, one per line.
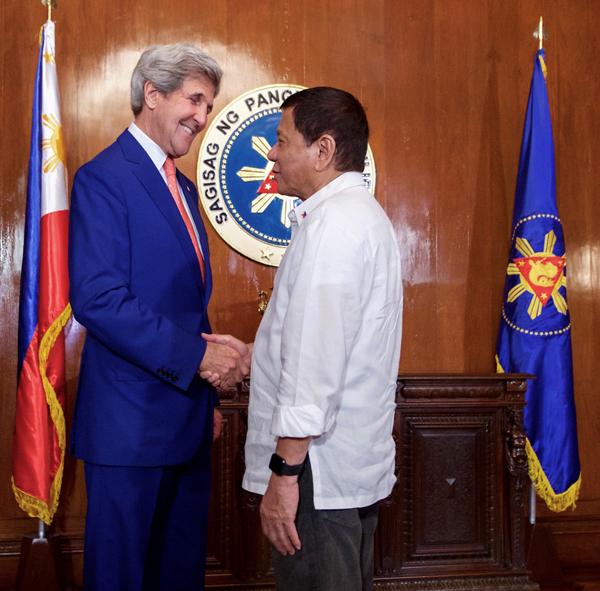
left=236, top=136, right=297, bottom=229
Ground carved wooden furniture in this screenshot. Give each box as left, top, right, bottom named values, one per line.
left=206, top=375, right=538, bottom=590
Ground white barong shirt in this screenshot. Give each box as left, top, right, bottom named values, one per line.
left=243, top=172, right=403, bottom=509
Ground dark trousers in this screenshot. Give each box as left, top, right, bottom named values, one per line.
left=272, top=459, right=379, bottom=591
left=83, top=440, right=212, bottom=591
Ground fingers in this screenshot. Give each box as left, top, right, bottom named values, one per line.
left=239, top=355, right=250, bottom=378
left=261, top=517, right=300, bottom=555
left=244, top=342, right=254, bottom=367
left=202, top=333, right=249, bottom=357
left=199, top=370, right=221, bottom=387
left=226, top=336, right=249, bottom=357
left=198, top=335, right=253, bottom=391
left=288, top=521, right=301, bottom=551
left=259, top=476, right=301, bottom=556
left=201, top=332, right=224, bottom=344
left=199, top=342, right=247, bottom=382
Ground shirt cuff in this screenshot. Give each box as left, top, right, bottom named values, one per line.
left=271, top=404, right=335, bottom=438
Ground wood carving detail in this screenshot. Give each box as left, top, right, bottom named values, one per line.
left=202, top=375, right=536, bottom=589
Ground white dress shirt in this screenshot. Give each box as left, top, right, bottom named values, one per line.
left=243, top=172, right=403, bottom=510
left=128, top=122, right=203, bottom=255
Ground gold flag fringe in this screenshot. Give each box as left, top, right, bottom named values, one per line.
left=526, top=438, right=581, bottom=512
left=12, top=303, right=72, bottom=525
left=496, top=355, right=581, bottom=512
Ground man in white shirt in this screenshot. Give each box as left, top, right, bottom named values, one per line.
left=243, top=87, right=403, bottom=591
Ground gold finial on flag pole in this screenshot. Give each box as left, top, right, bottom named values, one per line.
left=41, top=0, right=57, bottom=22
left=533, top=16, right=547, bottom=50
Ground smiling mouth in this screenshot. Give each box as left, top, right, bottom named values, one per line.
left=180, top=123, right=197, bottom=136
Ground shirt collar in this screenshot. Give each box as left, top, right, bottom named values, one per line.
left=288, top=172, right=365, bottom=227
left=128, top=122, right=169, bottom=173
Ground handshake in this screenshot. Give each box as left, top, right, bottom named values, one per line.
left=198, top=332, right=253, bottom=390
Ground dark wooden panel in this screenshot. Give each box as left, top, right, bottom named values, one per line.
left=413, top=424, right=488, bottom=553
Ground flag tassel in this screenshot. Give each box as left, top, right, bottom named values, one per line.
left=526, top=440, right=581, bottom=512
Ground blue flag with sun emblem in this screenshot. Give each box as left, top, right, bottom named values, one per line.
left=496, top=49, right=581, bottom=512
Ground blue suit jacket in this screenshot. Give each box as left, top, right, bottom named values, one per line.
left=69, top=130, right=215, bottom=466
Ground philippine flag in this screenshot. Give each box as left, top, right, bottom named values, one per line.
left=12, top=20, right=71, bottom=525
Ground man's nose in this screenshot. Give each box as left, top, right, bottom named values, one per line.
left=267, top=145, right=277, bottom=162
left=193, top=105, right=208, bottom=129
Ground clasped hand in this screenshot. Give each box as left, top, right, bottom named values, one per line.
left=198, top=333, right=252, bottom=390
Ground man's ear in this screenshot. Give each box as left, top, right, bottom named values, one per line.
left=143, top=81, right=160, bottom=110
left=314, top=134, right=336, bottom=172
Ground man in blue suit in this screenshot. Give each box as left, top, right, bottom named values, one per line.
left=69, top=44, right=248, bottom=591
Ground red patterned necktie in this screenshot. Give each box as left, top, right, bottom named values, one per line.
left=163, top=157, right=205, bottom=282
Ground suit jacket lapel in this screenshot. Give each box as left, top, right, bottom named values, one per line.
left=117, top=131, right=206, bottom=302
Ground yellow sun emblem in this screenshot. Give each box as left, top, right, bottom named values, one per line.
left=236, top=136, right=297, bottom=228
left=41, top=113, right=65, bottom=173
left=505, top=230, right=568, bottom=320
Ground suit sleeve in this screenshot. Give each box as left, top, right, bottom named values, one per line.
left=69, top=161, right=207, bottom=391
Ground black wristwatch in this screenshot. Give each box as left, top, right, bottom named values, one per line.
left=269, top=453, right=305, bottom=477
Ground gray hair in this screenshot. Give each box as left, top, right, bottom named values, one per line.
left=130, top=44, right=223, bottom=115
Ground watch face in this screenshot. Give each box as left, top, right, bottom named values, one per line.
left=269, top=453, right=305, bottom=476
left=269, top=453, right=284, bottom=474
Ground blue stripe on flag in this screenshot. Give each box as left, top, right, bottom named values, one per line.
left=17, top=27, right=44, bottom=373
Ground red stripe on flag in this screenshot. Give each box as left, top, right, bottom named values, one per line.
left=39, top=210, right=69, bottom=329
left=12, top=209, right=70, bottom=522
left=13, top=329, right=54, bottom=504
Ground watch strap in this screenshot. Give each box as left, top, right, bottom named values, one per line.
left=269, top=453, right=305, bottom=476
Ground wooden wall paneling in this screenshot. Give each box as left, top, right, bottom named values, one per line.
left=552, top=0, right=600, bottom=522
left=1, top=1, right=600, bottom=588
left=462, top=1, right=517, bottom=374
left=430, top=2, right=487, bottom=372
left=384, top=0, right=438, bottom=372
left=198, top=0, right=281, bottom=345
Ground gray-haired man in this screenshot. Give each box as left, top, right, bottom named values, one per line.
left=69, top=44, right=248, bottom=591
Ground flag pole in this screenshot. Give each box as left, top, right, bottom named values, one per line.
left=33, top=0, right=58, bottom=547
left=534, top=16, right=544, bottom=51
left=42, top=0, right=56, bottom=23
left=37, top=0, right=54, bottom=544
left=527, top=15, right=545, bottom=528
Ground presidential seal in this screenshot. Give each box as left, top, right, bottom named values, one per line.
left=197, top=84, right=376, bottom=266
